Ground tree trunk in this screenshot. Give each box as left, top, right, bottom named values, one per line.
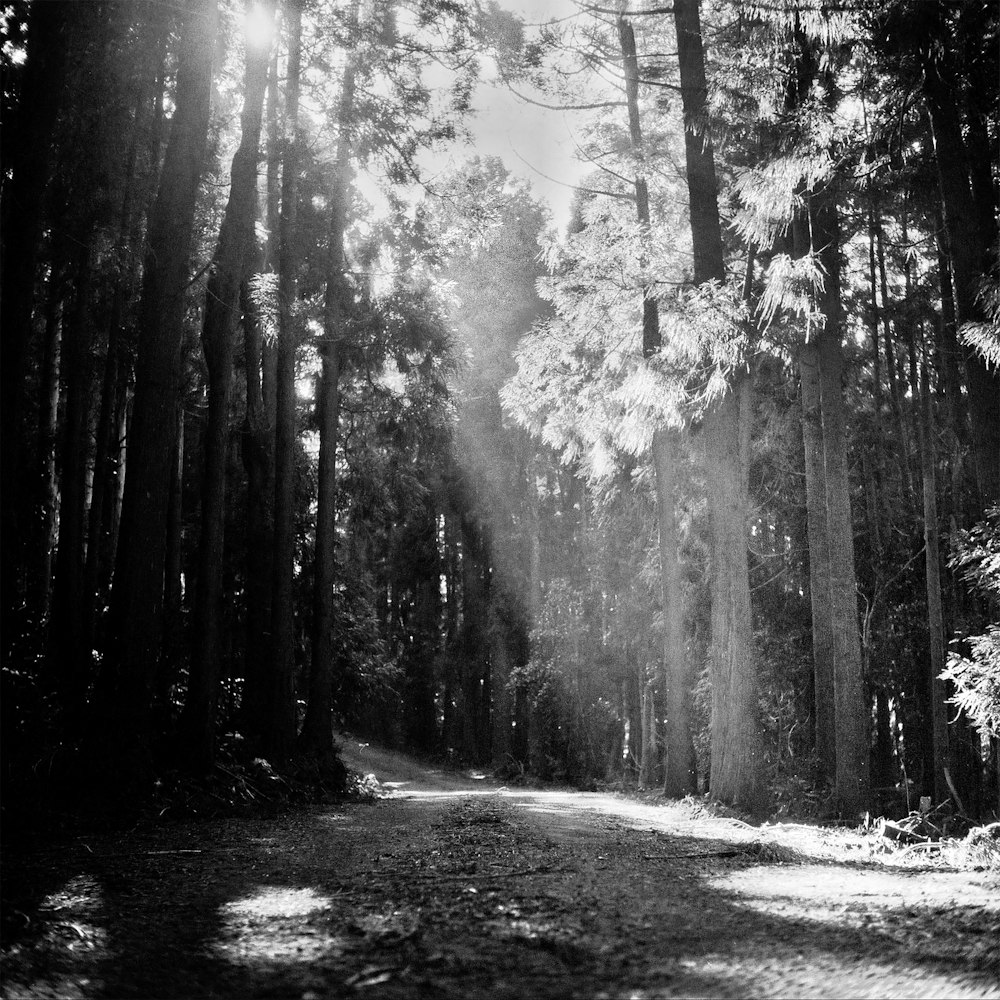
left=872, top=687, right=896, bottom=792
left=619, top=6, right=692, bottom=796
left=703, top=379, right=766, bottom=811
left=923, top=69, right=1000, bottom=505
left=874, top=217, right=915, bottom=506
left=460, top=517, right=489, bottom=764
left=1, top=1, right=74, bottom=667
left=109, top=394, right=129, bottom=575
left=617, top=11, right=658, bottom=358
left=674, top=0, right=765, bottom=811
left=182, top=0, right=273, bottom=772
left=240, top=272, right=273, bottom=746
left=161, top=405, right=185, bottom=685
left=915, top=356, right=950, bottom=803
left=83, top=59, right=153, bottom=658
left=300, top=1, right=358, bottom=754
left=50, top=247, right=95, bottom=725
left=799, top=340, right=836, bottom=783
left=815, top=202, right=871, bottom=815
left=442, top=511, right=461, bottom=752
left=95, top=0, right=218, bottom=777
left=639, top=676, right=656, bottom=790
left=240, top=49, right=282, bottom=747
left=654, top=430, right=695, bottom=796
left=32, top=281, right=64, bottom=623
left=265, top=0, right=304, bottom=763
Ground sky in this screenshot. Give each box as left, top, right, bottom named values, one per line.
left=438, top=0, right=591, bottom=233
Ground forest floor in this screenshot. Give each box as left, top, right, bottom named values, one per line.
left=2, top=738, right=998, bottom=1000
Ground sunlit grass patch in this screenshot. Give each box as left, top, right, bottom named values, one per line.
left=741, top=838, right=809, bottom=865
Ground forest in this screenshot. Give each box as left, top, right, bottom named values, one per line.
left=1, top=0, right=998, bottom=831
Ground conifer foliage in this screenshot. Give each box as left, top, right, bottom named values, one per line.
left=0, top=0, right=997, bottom=822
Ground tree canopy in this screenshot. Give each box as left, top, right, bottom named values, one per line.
left=1, top=0, right=997, bottom=824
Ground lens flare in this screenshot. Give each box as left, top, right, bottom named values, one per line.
left=243, top=3, right=276, bottom=52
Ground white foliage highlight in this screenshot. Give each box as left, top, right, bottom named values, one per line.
left=758, top=253, right=826, bottom=335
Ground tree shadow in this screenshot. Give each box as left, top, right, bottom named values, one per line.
left=1, top=795, right=996, bottom=999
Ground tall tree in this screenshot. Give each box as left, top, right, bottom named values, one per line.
left=182, top=0, right=275, bottom=771
left=781, top=25, right=870, bottom=815
left=300, top=0, right=360, bottom=755
left=94, top=0, right=219, bottom=774
left=1, top=0, right=75, bottom=669
left=814, top=199, right=871, bottom=814
left=673, top=0, right=765, bottom=811
left=240, top=52, right=282, bottom=747
left=265, top=0, right=304, bottom=763
left=618, top=8, right=694, bottom=796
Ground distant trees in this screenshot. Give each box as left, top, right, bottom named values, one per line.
left=1, top=0, right=996, bottom=824
left=502, top=0, right=997, bottom=816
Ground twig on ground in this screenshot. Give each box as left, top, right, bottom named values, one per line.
left=642, top=850, right=742, bottom=860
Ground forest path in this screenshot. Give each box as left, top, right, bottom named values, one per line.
left=2, top=737, right=998, bottom=999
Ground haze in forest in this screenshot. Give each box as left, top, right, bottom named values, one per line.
left=1, top=0, right=997, bottom=842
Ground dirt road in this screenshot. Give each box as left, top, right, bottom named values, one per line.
left=3, top=737, right=998, bottom=999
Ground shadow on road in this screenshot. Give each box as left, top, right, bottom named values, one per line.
left=1, top=738, right=997, bottom=999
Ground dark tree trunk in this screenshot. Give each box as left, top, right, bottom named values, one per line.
left=32, top=280, right=64, bottom=623
left=933, top=221, right=968, bottom=452
left=109, top=394, right=129, bottom=575
left=815, top=203, right=870, bottom=815
left=183, top=2, right=273, bottom=772
left=161, top=404, right=185, bottom=695
left=874, top=217, right=915, bottom=505
left=409, top=516, right=442, bottom=754
left=441, top=512, right=461, bottom=752
left=799, top=339, right=836, bottom=783
left=266, top=0, right=304, bottom=763
left=923, top=66, right=1000, bottom=505
left=240, top=273, right=273, bottom=746
left=914, top=353, right=950, bottom=804
left=50, top=248, right=95, bottom=722
left=95, top=0, right=218, bottom=776
left=83, top=44, right=160, bottom=656
left=460, top=517, right=489, bottom=764
left=301, top=4, right=358, bottom=755
left=240, top=49, right=282, bottom=747
left=85, top=300, right=124, bottom=650
left=1, top=1, right=74, bottom=667
left=871, top=688, right=895, bottom=792
left=674, top=0, right=765, bottom=811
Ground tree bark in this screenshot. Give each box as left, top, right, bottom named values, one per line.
left=95, top=0, right=218, bottom=776
left=619, top=8, right=692, bottom=795
left=799, top=339, right=836, bottom=783
left=32, top=279, right=64, bottom=623
left=240, top=50, right=282, bottom=747
left=1, top=1, right=75, bottom=667
left=923, top=66, right=1000, bottom=504
left=815, top=200, right=871, bottom=815
left=265, top=0, right=304, bottom=763
left=301, top=1, right=359, bottom=754
left=654, top=430, right=695, bottom=796
left=50, top=248, right=95, bottom=721
left=183, top=0, right=274, bottom=772
left=703, top=378, right=766, bottom=811
left=916, top=356, right=949, bottom=803
left=673, top=0, right=765, bottom=810
left=240, top=272, right=273, bottom=746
